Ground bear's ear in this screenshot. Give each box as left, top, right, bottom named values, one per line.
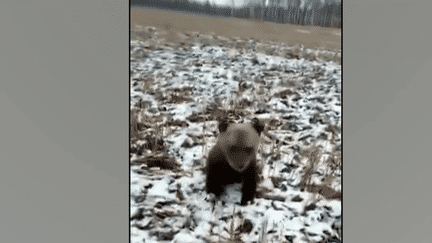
left=217, top=117, right=230, bottom=133
left=251, top=118, right=265, bottom=135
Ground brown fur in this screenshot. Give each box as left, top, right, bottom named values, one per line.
left=205, top=118, right=264, bottom=205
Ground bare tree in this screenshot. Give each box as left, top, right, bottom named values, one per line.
left=231, top=0, right=235, bottom=17
left=261, top=0, right=266, bottom=21
left=293, top=0, right=301, bottom=25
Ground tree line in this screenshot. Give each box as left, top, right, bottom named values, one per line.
left=132, top=0, right=341, bottom=29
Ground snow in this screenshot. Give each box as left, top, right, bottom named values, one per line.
left=130, top=25, right=341, bottom=243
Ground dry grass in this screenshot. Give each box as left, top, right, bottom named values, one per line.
left=130, top=14, right=341, bottom=240
left=131, top=8, right=340, bottom=51
left=298, top=145, right=341, bottom=202
left=130, top=106, right=140, bottom=143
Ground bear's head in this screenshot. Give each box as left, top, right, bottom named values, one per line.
left=217, top=118, right=264, bottom=172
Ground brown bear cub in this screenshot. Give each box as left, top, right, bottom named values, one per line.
left=204, top=117, right=264, bottom=206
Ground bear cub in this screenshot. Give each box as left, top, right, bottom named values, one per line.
left=204, top=117, right=264, bottom=205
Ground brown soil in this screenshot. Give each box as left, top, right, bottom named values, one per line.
left=131, top=7, right=341, bottom=50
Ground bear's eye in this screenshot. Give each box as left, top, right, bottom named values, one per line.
left=229, top=146, right=240, bottom=155
left=243, top=147, right=253, bottom=154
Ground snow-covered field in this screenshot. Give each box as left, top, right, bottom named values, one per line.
left=130, top=26, right=341, bottom=243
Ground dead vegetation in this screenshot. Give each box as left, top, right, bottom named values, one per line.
left=297, top=145, right=341, bottom=202
left=130, top=20, right=341, bottom=242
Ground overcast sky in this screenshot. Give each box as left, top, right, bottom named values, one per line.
left=189, top=0, right=250, bottom=8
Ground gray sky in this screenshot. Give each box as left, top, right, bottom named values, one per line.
left=200, top=0, right=250, bottom=7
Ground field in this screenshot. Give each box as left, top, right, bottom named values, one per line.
left=130, top=7, right=341, bottom=243
left=131, top=7, right=341, bottom=51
